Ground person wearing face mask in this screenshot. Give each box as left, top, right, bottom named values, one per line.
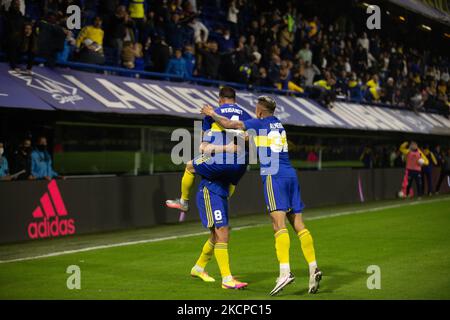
left=12, top=138, right=33, bottom=180
left=30, top=136, right=59, bottom=181
left=0, top=142, right=12, bottom=181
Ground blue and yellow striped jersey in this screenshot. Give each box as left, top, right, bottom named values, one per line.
left=243, top=116, right=296, bottom=177
left=202, top=103, right=252, bottom=146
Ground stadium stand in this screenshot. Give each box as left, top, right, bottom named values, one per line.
left=0, top=0, right=448, bottom=116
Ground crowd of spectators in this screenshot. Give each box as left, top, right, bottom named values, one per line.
left=0, top=0, right=448, bottom=115
left=0, top=136, right=60, bottom=181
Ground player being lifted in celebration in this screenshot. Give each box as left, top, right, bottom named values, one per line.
left=166, top=86, right=252, bottom=289
left=201, top=96, right=322, bottom=296
left=166, top=86, right=252, bottom=213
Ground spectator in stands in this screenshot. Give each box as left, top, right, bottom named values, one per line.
left=311, top=75, right=336, bottom=108
left=148, top=35, right=170, bottom=72
left=217, top=28, right=235, bottom=53
left=103, top=5, right=135, bottom=66
left=0, top=141, right=11, bottom=180
left=382, top=77, right=395, bottom=105
left=165, top=48, right=188, bottom=77
left=197, top=40, right=221, bottom=79
left=165, top=13, right=184, bottom=49
left=184, top=1, right=208, bottom=44
left=121, top=40, right=143, bottom=69
left=1, top=0, right=25, bottom=15
left=98, top=0, right=120, bottom=19
left=57, top=27, right=76, bottom=63
left=20, top=22, right=37, bottom=71
left=255, top=66, right=273, bottom=87
left=11, top=137, right=32, bottom=180
left=357, top=32, right=369, bottom=52
left=128, top=0, right=147, bottom=43
left=36, top=13, right=66, bottom=67
left=227, top=0, right=239, bottom=37
left=3, top=0, right=26, bottom=70
left=31, top=136, right=59, bottom=181
left=238, top=51, right=260, bottom=85
left=183, top=44, right=196, bottom=77
left=296, top=43, right=312, bottom=65
left=75, top=16, right=105, bottom=64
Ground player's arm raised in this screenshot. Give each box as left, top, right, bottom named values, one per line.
left=201, top=105, right=246, bottom=130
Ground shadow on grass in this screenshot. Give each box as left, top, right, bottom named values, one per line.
left=239, top=264, right=367, bottom=297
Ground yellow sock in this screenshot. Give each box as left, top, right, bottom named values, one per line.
left=298, top=229, right=317, bottom=268
left=181, top=168, right=195, bottom=201
left=228, top=184, right=236, bottom=198
left=274, top=229, right=290, bottom=264
left=194, top=239, right=215, bottom=270
left=214, top=242, right=231, bottom=279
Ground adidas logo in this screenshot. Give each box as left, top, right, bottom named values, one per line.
left=28, top=180, right=76, bottom=239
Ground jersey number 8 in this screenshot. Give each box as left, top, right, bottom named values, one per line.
left=214, top=210, right=223, bottom=221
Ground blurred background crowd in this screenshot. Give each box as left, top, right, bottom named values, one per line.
left=0, top=0, right=449, bottom=115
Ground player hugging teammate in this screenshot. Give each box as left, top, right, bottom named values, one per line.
left=167, top=90, right=322, bottom=295
left=201, top=95, right=322, bottom=295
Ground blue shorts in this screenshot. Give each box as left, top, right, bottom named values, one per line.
left=262, top=175, right=305, bottom=213
left=196, top=186, right=229, bottom=229
left=193, top=154, right=247, bottom=186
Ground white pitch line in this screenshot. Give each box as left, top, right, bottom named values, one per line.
left=0, top=196, right=449, bottom=264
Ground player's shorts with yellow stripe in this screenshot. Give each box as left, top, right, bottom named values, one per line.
left=262, top=174, right=305, bottom=213
left=196, top=186, right=229, bottom=229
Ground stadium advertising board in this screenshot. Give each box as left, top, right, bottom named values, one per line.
left=1, top=63, right=449, bottom=135
left=0, top=168, right=438, bottom=244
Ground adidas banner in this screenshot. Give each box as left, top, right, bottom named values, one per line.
left=1, top=63, right=450, bottom=135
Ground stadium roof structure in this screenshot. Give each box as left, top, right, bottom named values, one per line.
left=388, top=0, right=450, bottom=26
left=1, top=63, right=449, bottom=136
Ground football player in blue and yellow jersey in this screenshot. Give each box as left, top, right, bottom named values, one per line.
left=201, top=95, right=322, bottom=296
left=166, top=86, right=251, bottom=289
left=166, top=86, right=252, bottom=212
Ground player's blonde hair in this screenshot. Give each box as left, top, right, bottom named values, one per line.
left=257, top=96, right=277, bottom=113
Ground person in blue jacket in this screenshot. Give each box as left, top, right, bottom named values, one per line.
left=183, top=45, right=196, bottom=77
left=165, top=48, right=188, bottom=78
left=0, top=141, right=11, bottom=181
left=31, top=136, right=59, bottom=180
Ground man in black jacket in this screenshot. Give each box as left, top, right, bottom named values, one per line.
left=11, top=138, right=32, bottom=180
left=435, top=146, right=450, bottom=193
left=198, top=41, right=221, bottom=79
left=103, top=5, right=135, bottom=66
left=3, top=0, right=26, bottom=70
left=148, top=35, right=170, bottom=73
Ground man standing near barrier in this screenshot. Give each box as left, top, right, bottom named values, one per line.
left=399, top=141, right=429, bottom=198
left=435, top=147, right=450, bottom=194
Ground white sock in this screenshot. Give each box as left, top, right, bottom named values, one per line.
left=193, top=265, right=204, bottom=273
left=309, top=261, right=318, bottom=275
left=280, top=263, right=290, bottom=277
left=180, top=198, right=189, bottom=205
left=222, top=275, right=233, bottom=283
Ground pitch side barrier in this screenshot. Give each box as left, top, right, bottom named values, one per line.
left=0, top=168, right=448, bottom=244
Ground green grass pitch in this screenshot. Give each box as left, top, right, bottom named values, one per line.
left=0, top=197, right=449, bottom=300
